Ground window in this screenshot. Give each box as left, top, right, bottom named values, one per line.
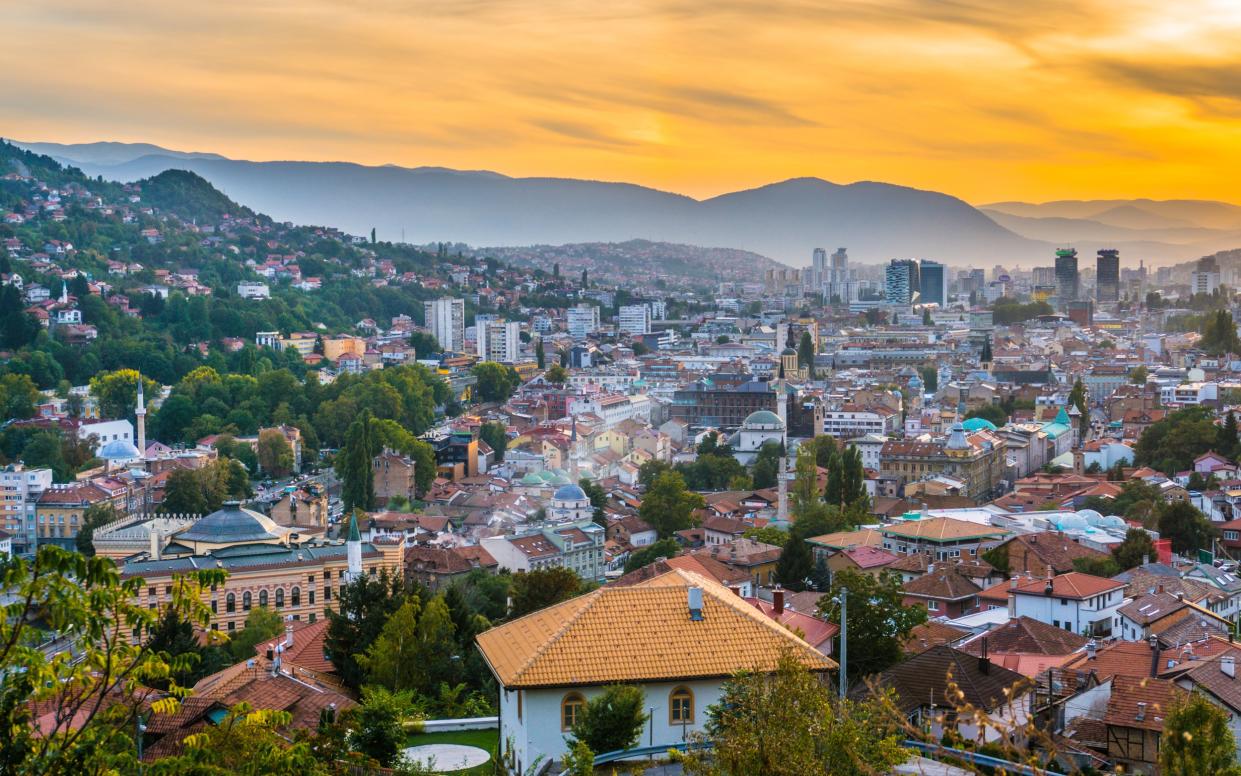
left=927, top=601, right=940, bottom=612
left=226, top=593, right=236, bottom=613
left=324, top=587, right=331, bottom=601
left=561, top=692, right=585, bottom=731
left=243, top=591, right=252, bottom=611
left=227, top=621, right=236, bottom=632
left=275, top=589, right=284, bottom=608
left=292, top=587, right=300, bottom=607
left=670, top=687, right=694, bottom=725
left=309, top=590, right=315, bottom=605
left=259, top=590, right=268, bottom=608
left=210, top=599, right=217, bottom=614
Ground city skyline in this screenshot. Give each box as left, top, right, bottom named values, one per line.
left=8, top=1, right=1241, bottom=204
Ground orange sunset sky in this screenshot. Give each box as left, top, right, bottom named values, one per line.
left=6, top=0, right=1241, bottom=203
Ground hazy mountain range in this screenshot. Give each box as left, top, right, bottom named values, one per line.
left=15, top=140, right=1241, bottom=268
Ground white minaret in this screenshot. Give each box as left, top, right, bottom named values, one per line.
left=345, top=511, right=363, bottom=581
left=135, top=379, right=147, bottom=460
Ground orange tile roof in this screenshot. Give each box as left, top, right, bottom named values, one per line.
left=880, top=517, right=1009, bottom=543
left=1011, top=571, right=1125, bottom=600
left=475, top=569, right=835, bottom=689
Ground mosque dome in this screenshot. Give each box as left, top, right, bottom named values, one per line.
left=176, top=501, right=285, bottom=544
left=553, top=483, right=588, bottom=503
left=100, top=438, right=141, bottom=460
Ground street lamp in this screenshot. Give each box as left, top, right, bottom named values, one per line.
left=832, top=586, right=847, bottom=697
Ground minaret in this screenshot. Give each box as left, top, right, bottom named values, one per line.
left=345, top=511, right=362, bottom=581
left=135, top=379, right=147, bottom=460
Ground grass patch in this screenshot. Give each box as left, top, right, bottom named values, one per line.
left=403, top=728, right=498, bottom=775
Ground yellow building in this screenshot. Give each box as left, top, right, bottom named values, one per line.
left=322, top=335, right=366, bottom=362
left=121, top=506, right=403, bottom=633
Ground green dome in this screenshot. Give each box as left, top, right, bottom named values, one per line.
left=744, top=410, right=783, bottom=427
left=962, top=417, right=997, bottom=432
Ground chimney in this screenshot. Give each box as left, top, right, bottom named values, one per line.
left=285, top=621, right=294, bottom=648
left=1223, top=655, right=1236, bottom=678
left=1010, top=577, right=1019, bottom=589
left=927, top=562, right=935, bottom=574
left=728, top=585, right=742, bottom=597
left=773, top=586, right=785, bottom=615
left=978, top=636, right=990, bottom=674
left=1044, top=579, right=1054, bottom=597
left=1157, top=584, right=1164, bottom=595
left=688, top=586, right=704, bottom=621
left=1135, top=702, right=1147, bottom=722
left=1086, top=639, right=1097, bottom=660
left=149, top=529, right=161, bottom=562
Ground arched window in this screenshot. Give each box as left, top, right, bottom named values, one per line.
left=275, top=588, right=284, bottom=608
left=670, top=686, right=694, bottom=725
left=291, top=587, right=301, bottom=607
left=225, top=593, right=235, bottom=613
left=561, top=692, right=586, bottom=732
left=259, top=590, right=268, bottom=608
left=242, top=591, right=252, bottom=611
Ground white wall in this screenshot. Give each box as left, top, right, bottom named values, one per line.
left=500, top=679, right=725, bottom=774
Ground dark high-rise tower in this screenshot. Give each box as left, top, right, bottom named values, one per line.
left=1054, top=248, right=1079, bottom=305
left=1096, top=249, right=1120, bottom=302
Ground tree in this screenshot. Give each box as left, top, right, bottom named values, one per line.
left=479, top=421, right=509, bottom=462
left=623, top=537, right=682, bottom=573
left=88, top=368, right=159, bottom=421
left=1160, top=692, right=1241, bottom=776
left=339, top=410, right=376, bottom=513
left=346, top=687, right=419, bottom=768
left=824, top=447, right=868, bottom=510
left=639, top=470, right=705, bottom=538
left=1113, top=527, right=1157, bottom=570
left=818, top=569, right=927, bottom=683
left=1199, top=309, right=1241, bottom=355
left=775, top=533, right=814, bottom=591
left=744, top=526, right=789, bottom=547
left=673, top=654, right=907, bottom=776
left=1222, top=412, right=1240, bottom=461
left=637, top=459, right=673, bottom=489
left=569, top=685, right=648, bottom=755
left=581, top=268, right=588, bottom=288
left=964, top=403, right=1007, bottom=427
left=408, top=331, right=440, bottom=357
left=228, top=605, right=285, bottom=661
left=1135, top=406, right=1221, bottom=475
left=545, top=364, right=568, bottom=384
left=750, top=441, right=783, bottom=489
left=1130, top=364, right=1149, bottom=385
left=535, top=337, right=546, bottom=369
left=1157, top=500, right=1217, bottom=555
left=797, top=330, right=815, bottom=374
left=0, top=545, right=222, bottom=775
left=509, top=567, right=586, bottom=618
left=919, top=365, right=938, bottom=393
left=75, top=502, right=118, bottom=556
left=472, top=361, right=521, bottom=403
left=147, top=702, right=325, bottom=775
left=256, top=428, right=295, bottom=477
left=326, top=570, right=407, bottom=690
left=1072, top=555, right=1120, bottom=577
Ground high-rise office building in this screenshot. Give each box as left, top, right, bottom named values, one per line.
left=884, top=259, right=921, bottom=305
left=826, top=248, right=854, bottom=302
left=566, top=304, right=600, bottom=338
left=1054, top=249, right=1079, bottom=305
left=617, top=304, right=652, bottom=335
left=810, top=248, right=828, bottom=294
left=920, top=260, right=946, bottom=306
left=423, top=297, right=465, bottom=353
left=1032, top=266, right=1056, bottom=286
left=1096, top=249, right=1120, bottom=302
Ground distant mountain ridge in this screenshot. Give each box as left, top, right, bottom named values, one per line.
left=17, top=139, right=1241, bottom=267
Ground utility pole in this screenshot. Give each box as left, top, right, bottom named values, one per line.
left=837, top=586, right=848, bottom=698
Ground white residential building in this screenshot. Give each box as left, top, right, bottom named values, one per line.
left=79, top=419, right=136, bottom=456
left=236, top=281, right=271, bottom=299
left=423, top=297, right=466, bottom=353
left=822, top=405, right=900, bottom=439
left=0, top=464, right=53, bottom=555
left=618, top=304, right=651, bottom=335
left=566, top=304, right=600, bottom=339
left=1009, top=572, right=1125, bottom=638
left=477, top=320, right=522, bottom=363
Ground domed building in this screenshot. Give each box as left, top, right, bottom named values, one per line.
left=167, top=501, right=293, bottom=555
left=549, top=483, right=593, bottom=522
left=729, top=409, right=786, bottom=465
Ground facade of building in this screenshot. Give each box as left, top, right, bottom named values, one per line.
left=478, top=320, right=522, bottom=363
left=617, top=304, right=652, bottom=336
left=480, top=517, right=605, bottom=579
left=0, top=464, right=53, bottom=555
left=879, top=424, right=1006, bottom=502
left=885, top=259, right=920, bottom=305
left=1096, top=249, right=1120, bottom=302
left=1192, top=255, right=1221, bottom=296
left=920, top=260, right=946, bottom=306
left=1055, top=249, right=1079, bottom=304
left=476, top=569, right=834, bottom=775
left=424, top=297, right=466, bottom=353
left=822, top=405, right=899, bottom=439
left=669, top=379, right=777, bottom=431
left=566, top=304, right=600, bottom=338
left=373, top=450, right=418, bottom=505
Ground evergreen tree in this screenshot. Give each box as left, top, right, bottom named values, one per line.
left=1222, top=412, right=1239, bottom=460
left=339, top=410, right=376, bottom=513
left=553, top=262, right=560, bottom=278
left=922, top=308, right=932, bottom=326
left=581, top=268, right=588, bottom=288
left=535, top=337, right=545, bottom=369
left=775, top=532, right=814, bottom=591
left=797, top=331, right=814, bottom=369
left=980, top=335, right=992, bottom=364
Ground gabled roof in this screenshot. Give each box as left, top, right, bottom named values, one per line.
left=1011, top=571, right=1125, bottom=600
left=860, top=645, right=1028, bottom=714
left=475, top=569, right=835, bottom=689
left=880, top=517, right=1009, bottom=544
left=960, top=616, right=1087, bottom=657
left=902, top=567, right=982, bottom=601
left=1103, top=675, right=1183, bottom=732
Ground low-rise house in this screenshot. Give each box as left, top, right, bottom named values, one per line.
left=1101, top=675, right=1184, bottom=775
left=878, top=516, right=1010, bottom=561
left=476, top=569, right=834, bottom=773
left=901, top=565, right=983, bottom=618
left=958, top=616, right=1088, bottom=678
left=987, top=532, right=1111, bottom=577
left=1115, top=591, right=1231, bottom=644
left=1009, top=572, right=1126, bottom=637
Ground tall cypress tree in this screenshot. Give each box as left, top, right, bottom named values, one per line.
left=341, top=410, right=376, bottom=513
left=1222, top=412, right=1240, bottom=461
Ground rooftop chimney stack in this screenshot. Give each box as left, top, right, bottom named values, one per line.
left=1223, top=655, right=1236, bottom=678
left=1086, top=639, right=1097, bottom=660
left=773, top=586, right=784, bottom=615
left=1135, top=702, right=1147, bottom=722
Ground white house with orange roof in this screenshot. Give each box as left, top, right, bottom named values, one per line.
left=475, top=569, right=834, bottom=772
